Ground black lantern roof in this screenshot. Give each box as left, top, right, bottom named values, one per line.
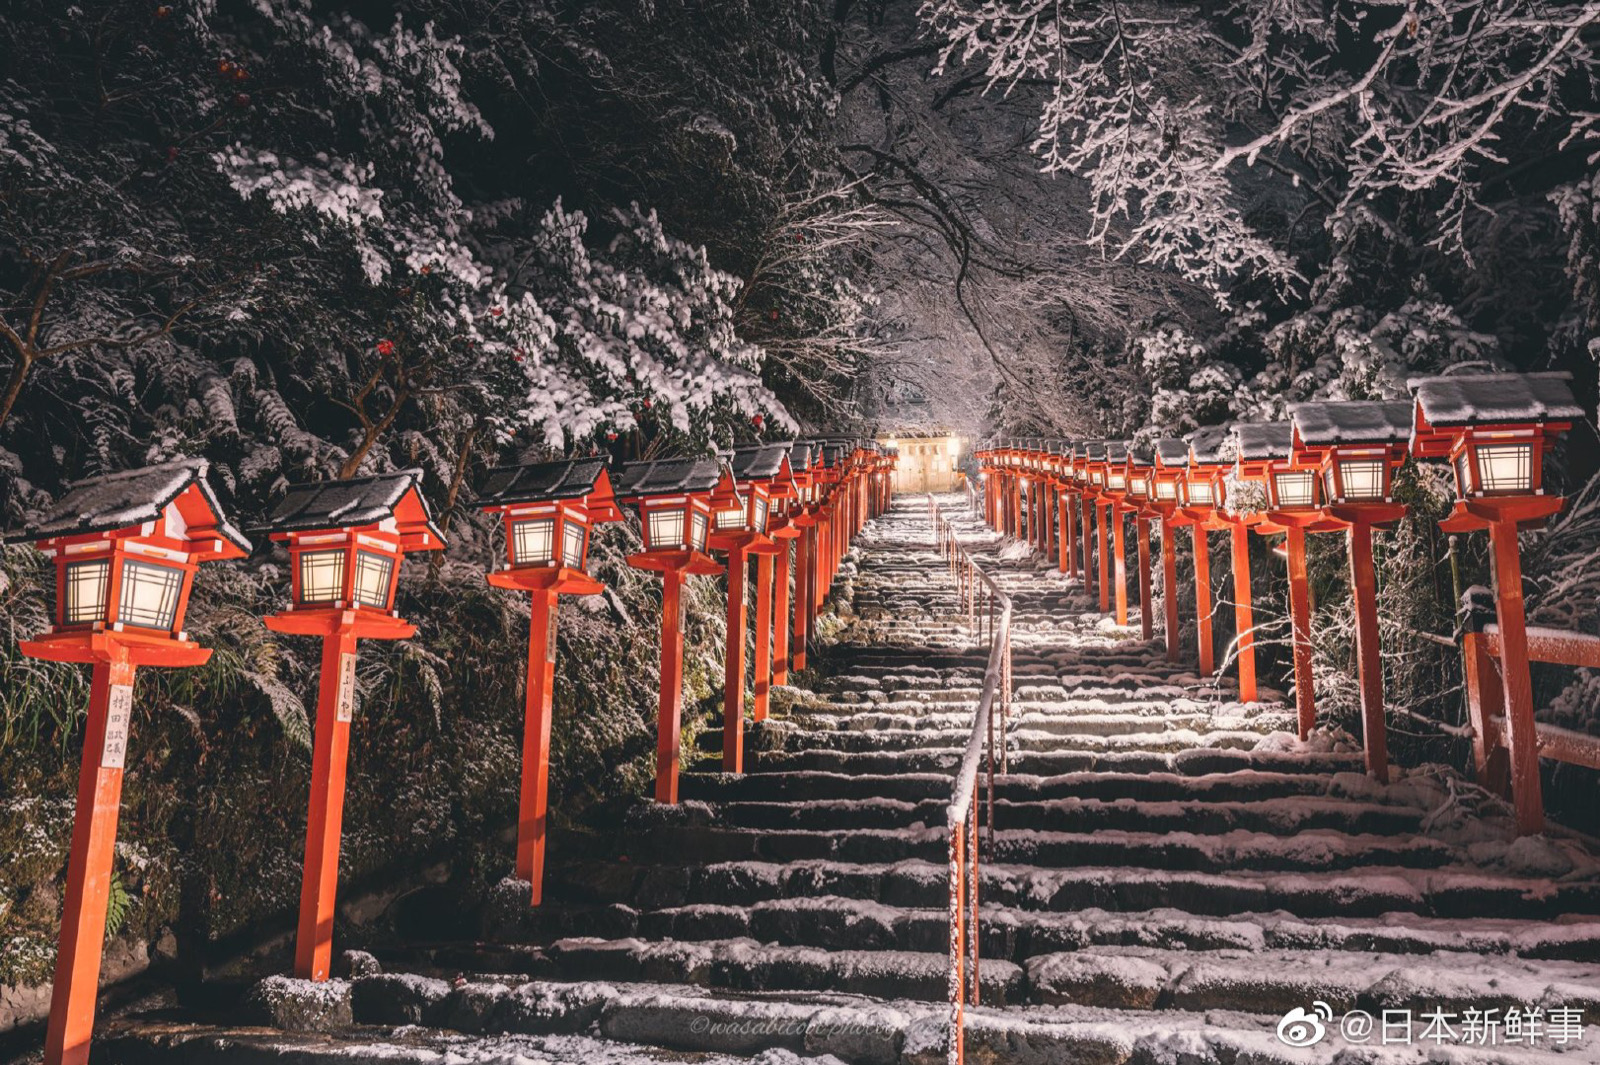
left=1288, top=401, right=1412, bottom=446
left=615, top=456, right=723, bottom=498
left=1127, top=443, right=1155, bottom=467
left=728, top=442, right=792, bottom=481
left=1153, top=438, right=1189, bottom=466
left=1074, top=440, right=1106, bottom=460
left=1186, top=424, right=1233, bottom=465
left=256, top=469, right=443, bottom=540
left=1103, top=440, right=1130, bottom=463
left=789, top=441, right=814, bottom=472
left=1232, top=422, right=1295, bottom=462
left=478, top=457, right=609, bottom=506
left=5, top=458, right=251, bottom=552
left=819, top=442, right=847, bottom=467
left=1408, top=371, right=1583, bottom=428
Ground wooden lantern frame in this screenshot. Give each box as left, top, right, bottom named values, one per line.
left=1409, top=372, right=1582, bottom=832
left=6, top=460, right=250, bottom=1065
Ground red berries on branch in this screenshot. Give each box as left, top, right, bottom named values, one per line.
left=769, top=310, right=779, bottom=321
left=375, top=339, right=396, bottom=356
left=751, top=414, right=764, bottom=429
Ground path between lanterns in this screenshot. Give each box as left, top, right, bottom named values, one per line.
left=101, top=494, right=1600, bottom=1064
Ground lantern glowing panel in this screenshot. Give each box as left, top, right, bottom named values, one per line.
left=1337, top=459, right=1386, bottom=501
left=64, top=559, right=111, bottom=623
left=1187, top=479, right=1213, bottom=505
left=1473, top=443, right=1534, bottom=494
left=352, top=551, right=395, bottom=608
left=562, top=522, right=586, bottom=569
left=1155, top=479, right=1178, bottom=501
left=513, top=518, right=557, bottom=565
left=116, top=560, right=184, bottom=630
left=298, top=550, right=346, bottom=603
left=1273, top=471, right=1316, bottom=509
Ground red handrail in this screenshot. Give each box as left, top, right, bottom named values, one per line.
left=926, top=493, right=1011, bottom=1065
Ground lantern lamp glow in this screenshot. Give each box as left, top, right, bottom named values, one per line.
left=478, top=457, right=624, bottom=904
left=1409, top=372, right=1583, bottom=833
left=256, top=470, right=444, bottom=981
left=618, top=455, right=725, bottom=804
left=5, top=460, right=250, bottom=1065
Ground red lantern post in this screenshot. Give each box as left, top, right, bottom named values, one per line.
left=1281, top=403, right=1413, bottom=779
left=258, top=471, right=445, bottom=979
left=7, top=461, right=250, bottom=1065
left=1150, top=440, right=1191, bottom=663
left=477, top=458, right=623, bottom=903
left=774, top=442, right=816, bottom=685
left=1410, top=372, right=1582, bottom=830
left=1123, top=446, right=1158, bottom=641
left=1099, top=441, right=1133, bottom=626
left=1180, top=427, right=1233, bottom=681
left=617, top=457, right=725, bottom=803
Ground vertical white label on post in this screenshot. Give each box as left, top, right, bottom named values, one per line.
left=102, top=684, right=133, bottom=768
left=336, top=652, right=357, bottom=722
left=547, top=612, right=559, bottom=661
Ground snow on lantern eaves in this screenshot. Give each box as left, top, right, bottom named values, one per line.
left=478, top=457, right=613, bottom=508
left=6, top=458, right=251, bottom=557
left=1231, top=422, right=1295, bottom=463
left=728, top=442, right=794, bottom=484
left=1407, top=372, right=1584, bottom=430
left=1288, top=401, right=1413, bottom=447
left=1153, top=439, right=1190, bottom=468
left=259, top=470, right=443, bottom=547
left=614, top=456, right=724, bottom=500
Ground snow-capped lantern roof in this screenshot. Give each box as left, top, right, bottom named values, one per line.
left=1231, top=422, right=1295, bottom=463
left=5, top=458, right=251, bottom=559
left=1288, top=401, right=1412, bottom=448
left=477, top=458, right=624, bottom=523
left=788, top=441, right=814, bottom=473
left=257, top=469, right=444, bottom=551
left=615, top=456, right=725, bottom=499
left=728, top=442, right=793, bottom=483
left=1185, top=425, right=1232, bottom=466
left=1409, top=371, right=1583, bottom=431
left=1103, top=440, right=1130, bottom=463
left=1153, top=438, right=1189, bottom=468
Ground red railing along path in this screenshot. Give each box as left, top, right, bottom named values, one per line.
left=1462, top=619, right=1600, bottom=830
left=927, top=494, right=1012, bottom=1065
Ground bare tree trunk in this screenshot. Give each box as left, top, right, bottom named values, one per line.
left=0, top=354, right=33, bottom=433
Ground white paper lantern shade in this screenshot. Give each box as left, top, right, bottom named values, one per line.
left=562, top=522, right=587, bottom=569
left=118, top=559, right=185, bottom=630
left=64, top=559, right=111, bottom=624
left=1474, top=443, right=1534, bottom=494
left=352, top=551, right=395, bottom=609
left=1188, top=480, right=1213, bottom=505
left=1108, top=472, right=1126, bottom=490
left=1272, top=471, right=1316, bottom=509
left=1337, top=460, right=1386, bottom=501
left=753, top=496, right=769, bottom=533
left=1155, top=480, right=1178, bottom=501
left=691, top=510, right=710, bottom=551
left=647, top=509, right=686, bottom=551
left=715, top=505, right=746, bottom=532
left=512, top=518, right=557, bottom=565
left=298, top=549, right=347, bottom=604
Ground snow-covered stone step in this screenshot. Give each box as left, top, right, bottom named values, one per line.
left=738, top=724, right=1281, bottom=756
left=1026, top=943, right=1600, bottom=1015
left=397, top=937, right=1025, bottom=1006
left=677, top=766, right=1360, bottom=806
left=708, top=746, right=1364, bottom=777
left=624, top=823, right=1464, bottom=874
left=693, top=794, right=1430, bottom=837
left=543, top=856, right=1600, bottom=921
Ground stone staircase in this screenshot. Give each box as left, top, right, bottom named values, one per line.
left=99, top=494, right=1600, bottom=1063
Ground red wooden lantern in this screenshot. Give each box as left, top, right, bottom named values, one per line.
left=478, top=458, right=623, bottom=905
left=1180, top=426, right=1233, bottom=682
left=1410, top=371, right=1583, bottom=831
left=1123, top=444, right=1157, bottom=640
left=257, top=470, right=443, bottom=981
left=734, top=444, right=800, bottom=724
left=1225, top=422, right=1303, bottom=706
left=1075, top=441, right=1113, bottom=611
left=785, top=441, right=819, bottom=675
left=1150, top=439, right=1193, bottom=663
left=1047, top=440, right=1076, bottom=577
left=617, top=456, right=724, bottom=804
left=1099, top=440, right=1132, bottom=626
left=710, top=445, right=789, bottom=773
left=1287, top=401, right=1413, bottom=765
left=6, top=460, right=249, bottom=1065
